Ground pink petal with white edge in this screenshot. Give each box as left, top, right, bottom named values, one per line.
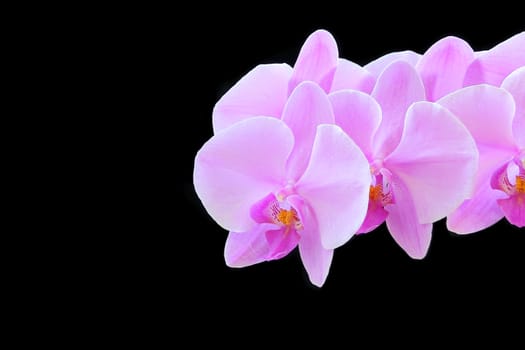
left=371, top=61, right=426, bottom=159
left=416, top=36, right=475, bottom=101
left=194, top=117, right=293, bottom=232
left=212, top=64, right=293, bottom=133
left=474, top=50, right=487, bottom=58
left=386, top=102, right=478, bottom=224
left=329, top=90, right=382, bottom=160
left=364, top=50, right=421, bottom=79
left=289, top=29, right=338, bottom=94
left=330, top=58, right=375, bottom=93
left=224, top=223, right=279, bottom=267
left=297, top=124, right=370, bottom=249
left=385, top=176, right=432, bottom=259
left=464, top=32, right=525, bottom=86
left=282, top=81, right=334, bottom=181
left=498, top=195, right=525, bottom=227
left=447, top=177, right=506, bottom=234
left=288, top=195, right=333, bottom=287
left=501, top=67, right=525, bottom=148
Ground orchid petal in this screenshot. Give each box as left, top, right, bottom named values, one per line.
left=298, top=124, right=370, bottom=249
left=288, top=195, right=333, bottom=288
left=447, top=177, right=506, bottom=234
left=358, top=203, right=388, bottom=234
left=416, top=36, right=475, bottom=101
left=329, top=89, right=382, bottom=160
left=224, top=223, right=278, bottom=267
left=437, top=85, right=518, bottom=187
left=498, top=196, right=525, bottom=227
left=386, top=177, right=432, bottom=259
left=194, top=117, right=293, bottom=232
left=289, top=29, right=338, bottom=94
left=212, top=64, right=293, bottom=133
left=437, top=85, right=517, bottom=151
left=464, top=32, right=525, bottom=86
left=364, top=50, right=421, bottom=79
left=330, top=58, right=375, bottom=93
left=265, top=228, right=301, bottom=260
left=371, top=61, right=426, bottom=158
left=282, top=81, right=334, bottom=180
left=474, top=50, right=487, bottom=58
left=386, top=102, right=478, bottom=224
left=501, top=67, right=525, bottom=148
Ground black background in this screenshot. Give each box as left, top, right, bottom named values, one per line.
left=172, top=10, right=524, bottom=332
left=13, top=7, right=523, bottom=345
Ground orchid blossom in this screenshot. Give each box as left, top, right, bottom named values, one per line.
left=194, top=82, right=370, bottom=286
left=329, top=61, right=479, bottom=258
left=440, top=67, right=525, bottom=232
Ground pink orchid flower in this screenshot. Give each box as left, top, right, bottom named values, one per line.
left=194, top=82, right=371, bottom=286
left=212, top=29, right=373, bottom=133
left=329, top=60, right=479, bottom=258
left=440, top=67, right=525, bottom=232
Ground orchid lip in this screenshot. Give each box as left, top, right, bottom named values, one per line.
left=492, top=159, right=525, bottom=196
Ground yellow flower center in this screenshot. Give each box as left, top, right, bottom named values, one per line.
left=270, top=202, right=303, bottom=233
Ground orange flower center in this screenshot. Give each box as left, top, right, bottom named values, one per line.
left=270, top=202, right=303, bottom=233
left=277, top=208, right=298, bottom=226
